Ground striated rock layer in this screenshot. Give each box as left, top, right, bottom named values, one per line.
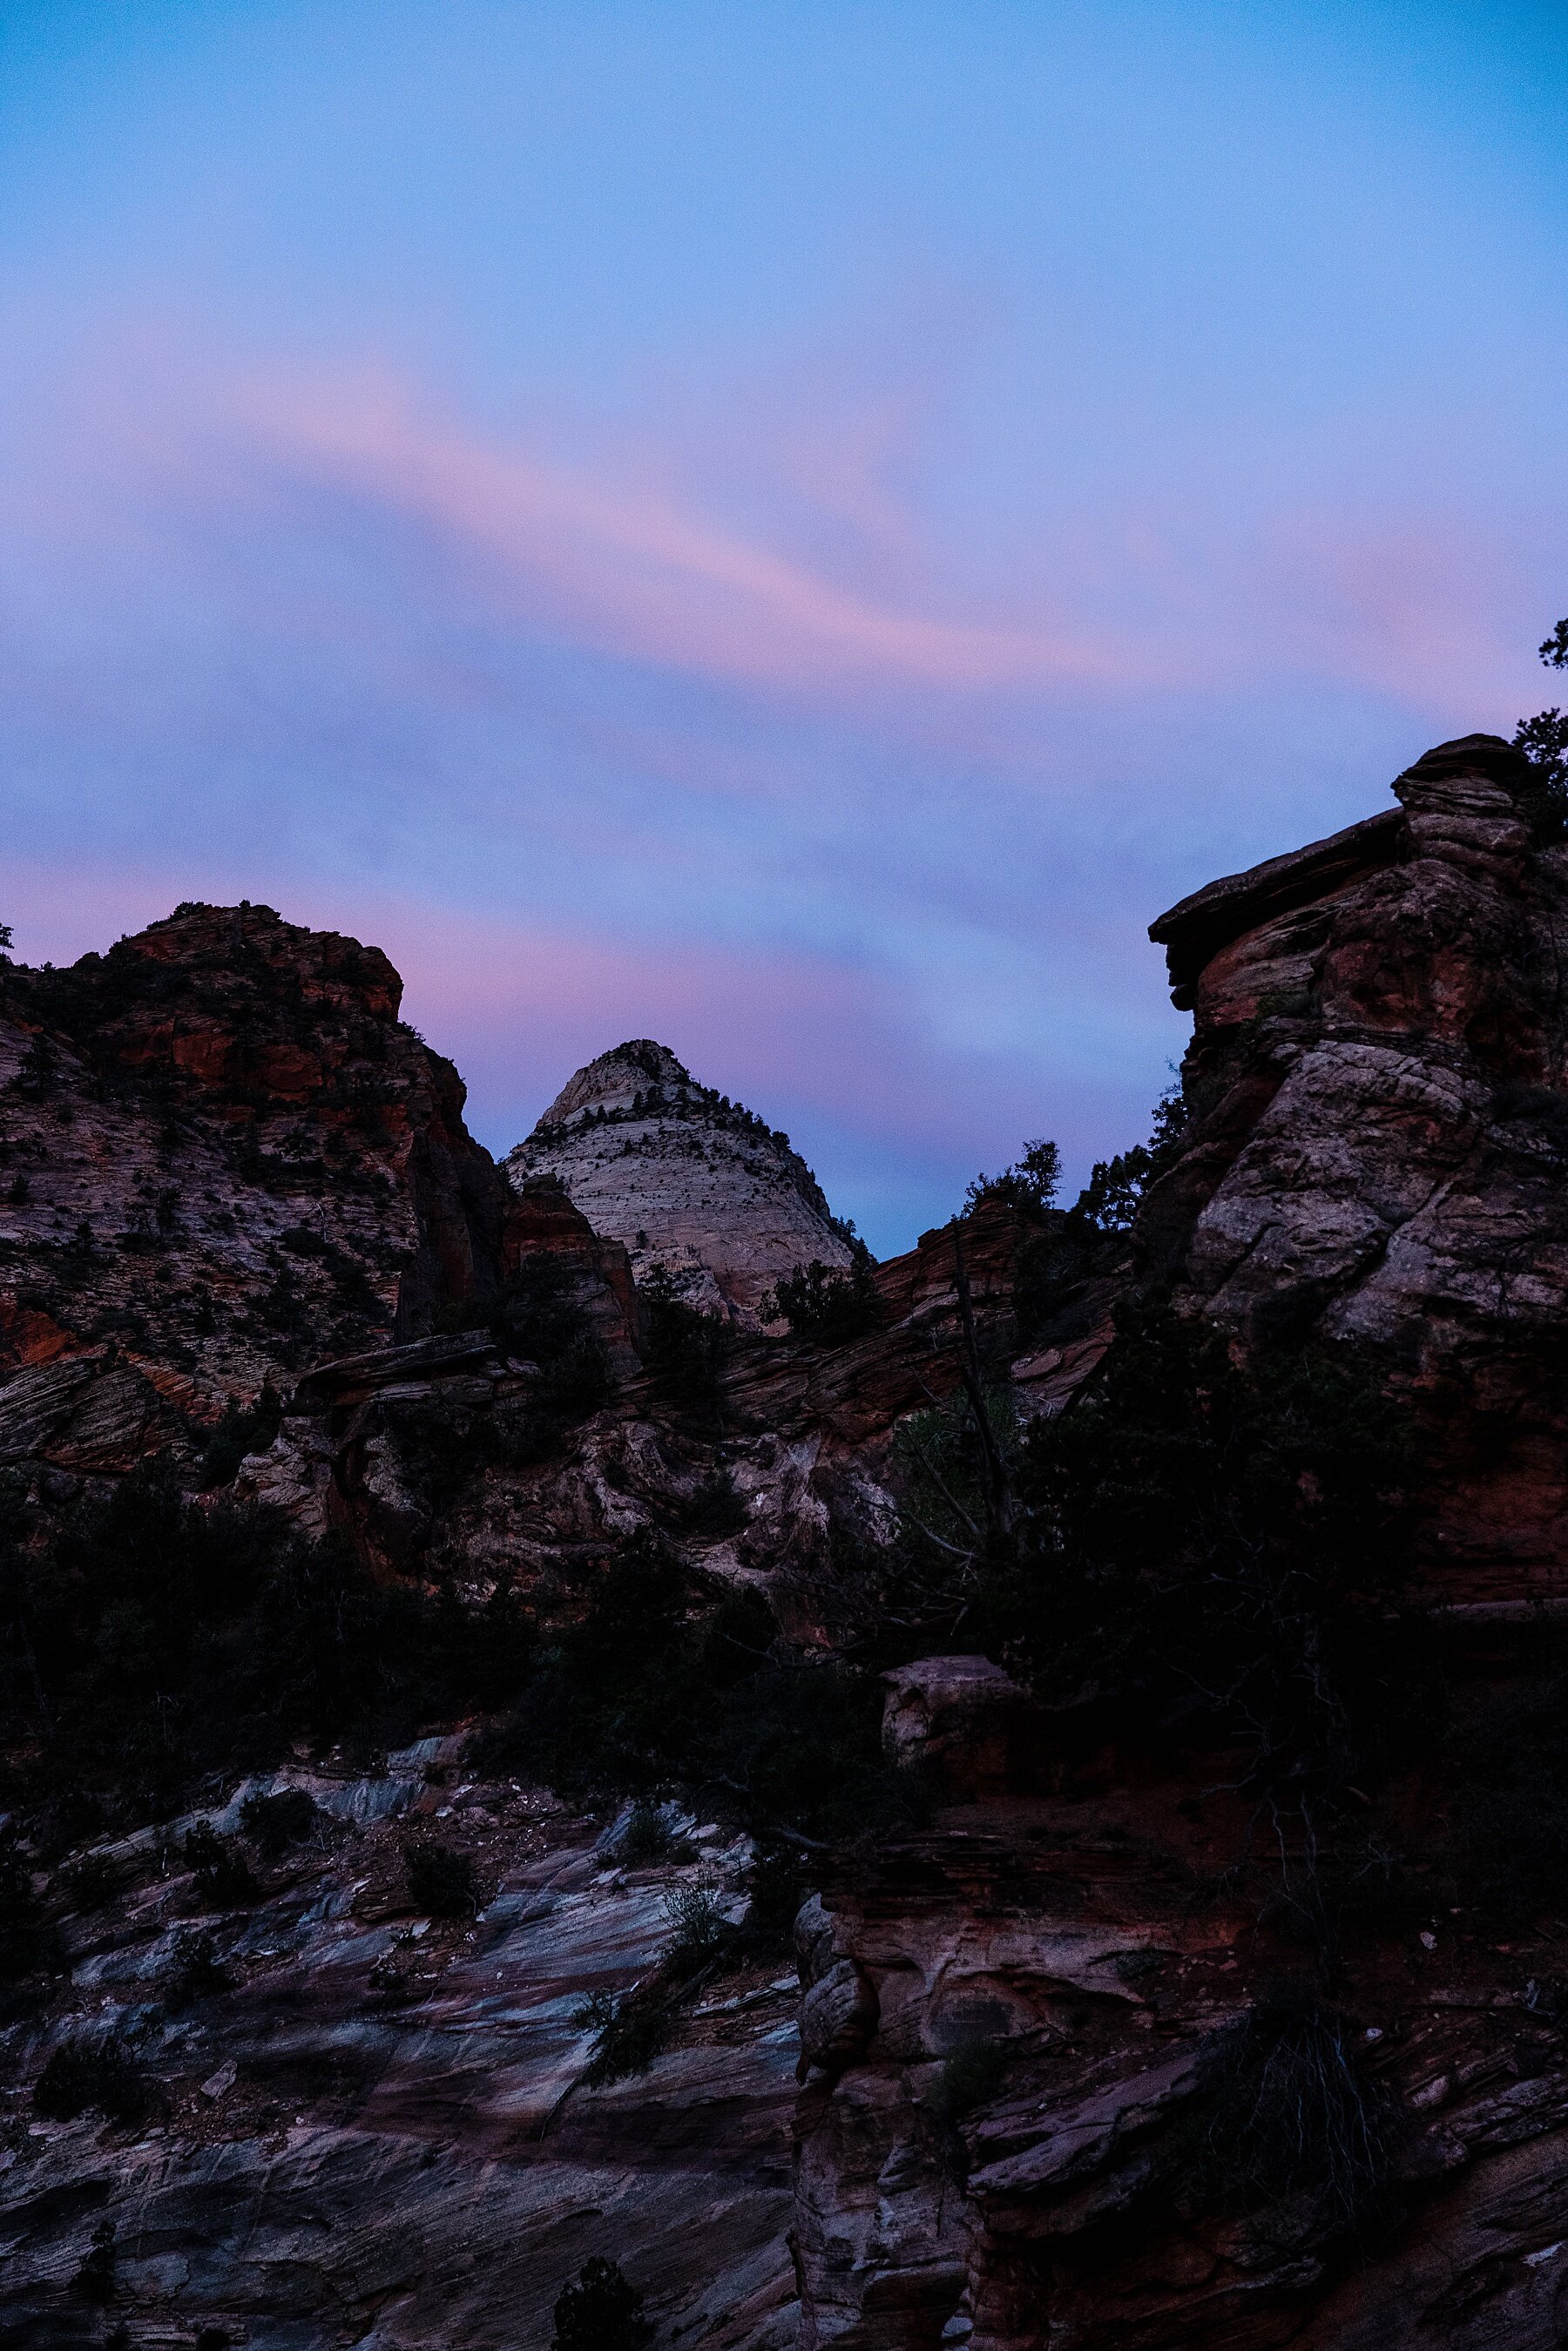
left=0, top=1749, right=798, bottom=2351
left=791, top=1656, right=1568, bottom=2351
left=0, top=898, right=1029, bottom=2348
left=505, top=1040, right=855, bottom=1325
left=1146, top=731, right=1568, bottom=1597
left=0, top=901, right=508, bottom=1478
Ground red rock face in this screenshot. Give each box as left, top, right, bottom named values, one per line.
left=502, top=1173, right=642, bottom=1368
left=786, top=739, right=1568, bottom=2351
left=1146, top=733, right=1568, bottom=1595
left=0, top=902, right=509, bottom=1476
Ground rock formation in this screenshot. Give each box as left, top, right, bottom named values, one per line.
left=14, top=736, right=1568, bottom=2350
left=0, top=1753, right=799, bottom=2351
left=0, top=900, right=507, bottom=1482
left=0, top=906, right=1022, bottom=2348
left=504, top=1040, right=856, bottom=1325
left=787, top=736, right=1568, bottom=2351
left=1146, top=731, right=1568, bottom=1598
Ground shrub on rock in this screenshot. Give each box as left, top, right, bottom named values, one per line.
left=551, top=2257, right=652, bottom=2351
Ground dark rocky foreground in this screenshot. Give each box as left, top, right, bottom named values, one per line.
left=1, top=1763, right=798, bottom=2351
left=8, top=736, right=1568, bottom=2348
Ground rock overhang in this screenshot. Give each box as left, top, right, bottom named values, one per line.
left=1149, top=733, right=1535, bottom=1010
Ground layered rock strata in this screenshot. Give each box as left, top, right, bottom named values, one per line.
left=792, top=1652, right=1568, bottom=2351
left=240, top=1194, right=1024, bottom=1632
left=0, top=1748, right=798, bottom=2351
left=1146, top=732, right=1568, bottom=1595
left=0, top=902, right=508, bottom=1478
left=785, top=736, right=1568, bottom=2351
left=505, top=1040, right=855, bottom=1325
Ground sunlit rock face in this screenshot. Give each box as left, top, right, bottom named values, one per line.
left=504, top=1040, right=856, bottom=1326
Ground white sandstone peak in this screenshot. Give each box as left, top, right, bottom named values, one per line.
left=506, top=1042, right=858, bottom=1326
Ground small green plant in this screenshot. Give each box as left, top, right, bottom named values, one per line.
left=638, top=1264, right=727, bottom=1417
left=1513, top=615, right=1568, bottom=841
left=551, top=2255, right=653, bottom=2351
left=738, top=1838, right=808, bottom=1958
left=1004, top=1091, right=1189, bottom=1343
left=539, top=1330, right=617, bottom=1418
left=1180, top=1990, right=1400, bottom=2240
left=990, top=1300, right=1416, bottom=1840
left=184, top=1822, right=258, bottom=1906
left=471, top=1537, right=924, bottom=1853
left=240, top=1787, right=319, bottom=1859
left=491, top=1255, right=615, bottom=1419
left=34, top=2034, right=149, bottom=2125
left=10, top=1033, right=58, bottom=1099
left=0, top=1463, right=533, bottom=1818
left=963, top=1135, right=1061, bottom=1217
left=761, top=1258, right=882, bottom=1343
left=828, top=1210, right=874, bottom=1267
left=165, top=1929, right=230, bottom=2008
left=663, top=1881, right=733, bottom=1979
left=71, top=2220, right=116, bottom=2303
left=930, top=2030, right=1009, bottom=2125
left=616, top=1801, right=676, bottom=1865
left=574, top=1986, right=673, bottom=2085
left=197, top=1383, right=284, bottom=1489
left=402, top=1840, right=478, bottom=1918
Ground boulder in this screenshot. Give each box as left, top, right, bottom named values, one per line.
left=882, top=1655, right=1035, bottom=1799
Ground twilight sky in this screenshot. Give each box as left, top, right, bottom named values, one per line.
left=3, top=2, right=1565, bottom=1253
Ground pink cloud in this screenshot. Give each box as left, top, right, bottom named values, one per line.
left=218, top=370, right=1568, bottom=739
left=8, top=315, right=1557, bottom=746
left=368, top=895, right=1031, bottom=1159
left=1248, top=509, right=1549, bottom=720
left=238, top=368, right=1123, bottom=698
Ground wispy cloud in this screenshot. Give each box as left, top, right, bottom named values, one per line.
left=235, top=368, right=1122, bottom=697
left=7, top=321, right=1555, bottom=744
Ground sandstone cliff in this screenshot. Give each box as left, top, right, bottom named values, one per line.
left=0, top=901, right=508, bottom=1481
left=0, top=904, right=1024, bottom=2349
left=504, top=1040, right=856, bottom=1326
left=786, top=737, right=1568, bottom=2351
left=13, top=740, right=1568, bottom=2351
left=1146, top=732, right=1568, bottom=1597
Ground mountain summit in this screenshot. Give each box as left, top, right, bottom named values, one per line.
left=504, top=1038, right=857, bottom=1322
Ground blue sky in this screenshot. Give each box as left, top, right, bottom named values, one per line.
left=3, top=1, right=1565, bottom=1250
